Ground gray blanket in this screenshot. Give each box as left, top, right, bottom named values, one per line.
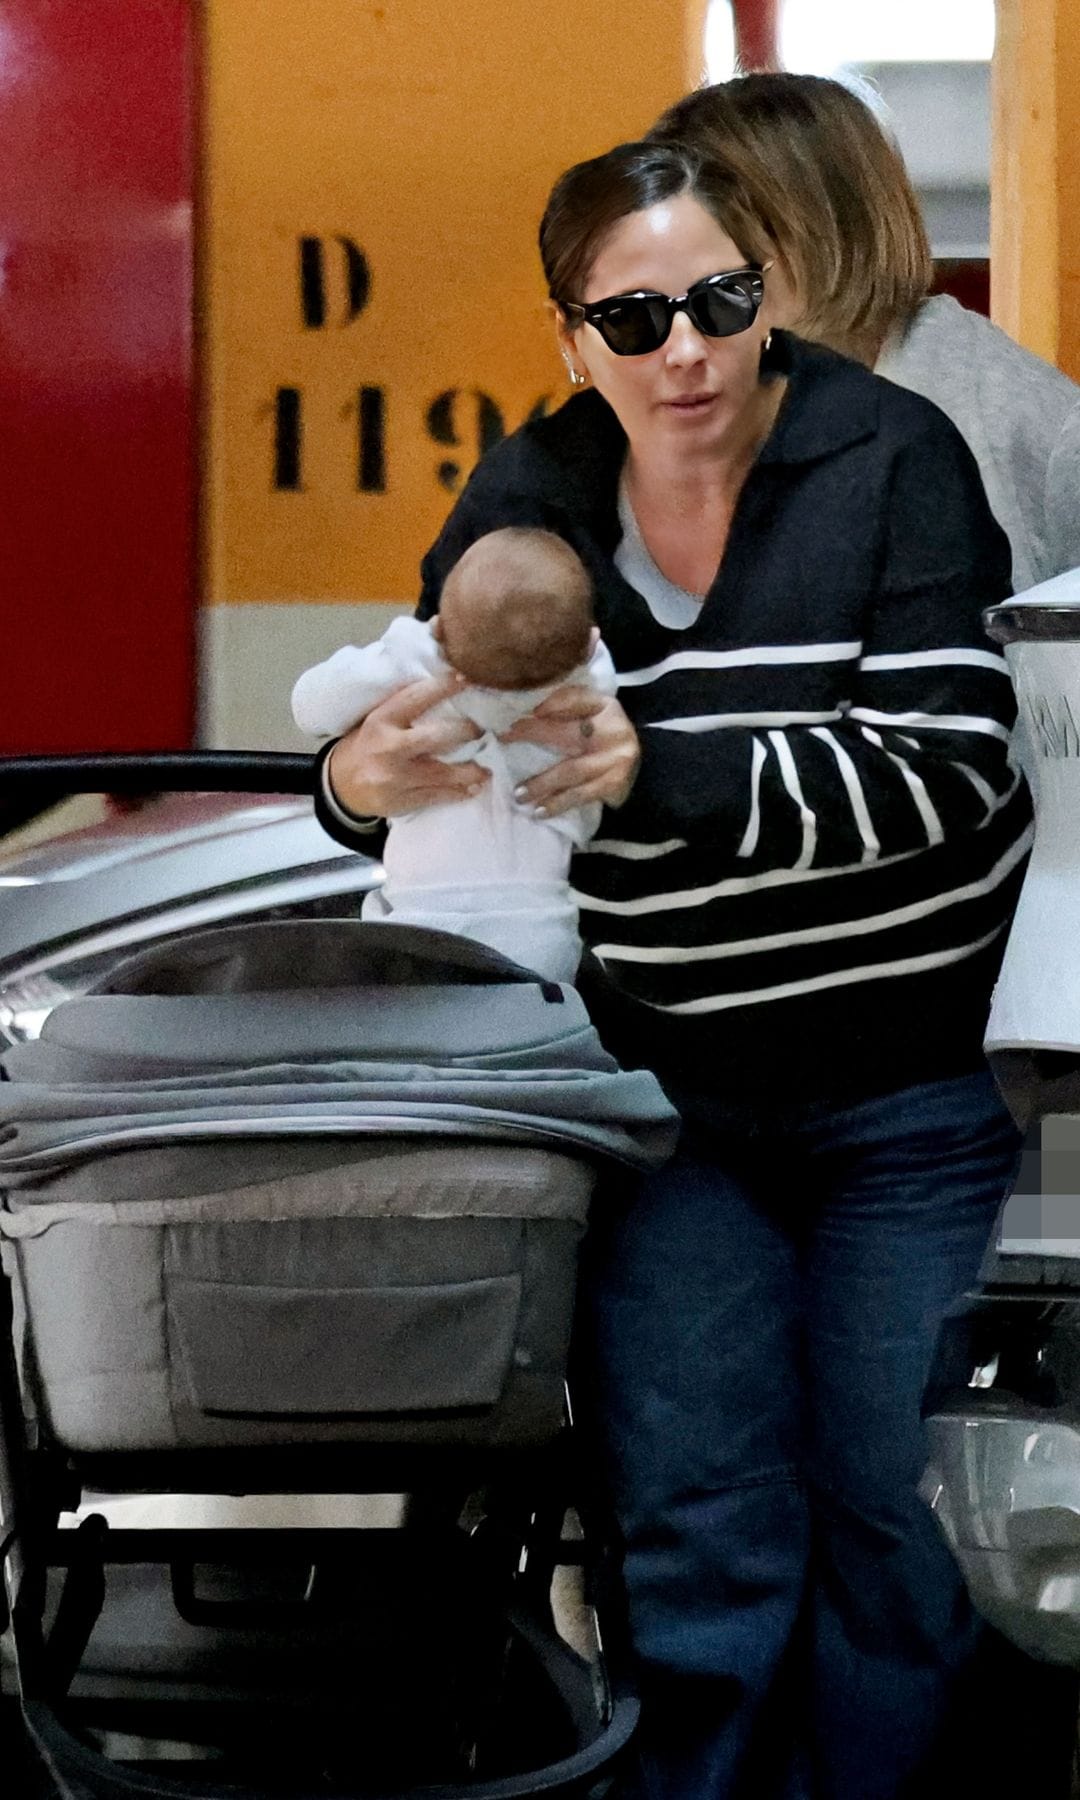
left=0, top=921, right=680, bottom=1210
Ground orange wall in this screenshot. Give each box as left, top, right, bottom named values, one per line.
left=203, top=0, right=703, bottom=609
left=992, top=0, right=1080, bottom=380
left=1057, top=0, right=1080, bottom=381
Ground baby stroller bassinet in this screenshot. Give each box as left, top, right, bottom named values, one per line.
left=0, top=919, right=675, bottom=1460
left=0, top=894, right=678, bottom=1799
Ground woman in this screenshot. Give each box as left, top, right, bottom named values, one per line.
left=319, top=141, right=1032, bottom=1797
left=651, top=71, right=1080, bottom=595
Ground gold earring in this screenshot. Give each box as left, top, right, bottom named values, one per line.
left=764, top=330, right=773, bottom=353
left=565, top=362, right=587, bottom=389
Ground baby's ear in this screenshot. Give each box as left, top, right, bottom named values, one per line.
left=431, top=615, right=444, bottom=641
left=588, top=625, right=600, bottom=652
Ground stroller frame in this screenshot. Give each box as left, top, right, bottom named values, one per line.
left=0, top=754, right=641, bottom=1800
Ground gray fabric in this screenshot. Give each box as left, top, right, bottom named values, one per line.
left=0, top=1144, right=594, bottom=1234
left=92, top=915, right=557, bottom=996
left=21, top=987, right=603, bottom=1070
left=0, top=921, right=661, bottom=1453
left=13, top=1212, right=584, bottom=1451
left=614, top=478, right=704, bottom=629
left=0, top=922, right=679, bottom=1190
left=168, top=1273, right=524, bottom=1414
left=876, top=295, right=1080, bottom=593
left=0, top=1062, right=673, bottom=1188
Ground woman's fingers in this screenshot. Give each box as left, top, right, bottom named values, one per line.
left=378, top=669, right=467, bottom=727
left=507, top=693, right=641, bottom=815
left=522, top=753, right=607, bottom=814
left=516, top=741, right=641, bottom=816
left=501, top=714, right=599, bottom=754
left=326, top=670, right=488, bottom=819
left=500, top=685, right=603, bottom=748
left=325, top=667, right=638, bottom=822
left=393, top=773, right=486, bottom=810
left=403, top=712, right=482, bottom=758
left=408, top=753, right=488, bottom=794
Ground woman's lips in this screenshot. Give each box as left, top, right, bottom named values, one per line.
left=664, top=393, right=718, bottom=413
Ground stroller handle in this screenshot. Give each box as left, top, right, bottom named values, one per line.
left=0, top=750, right=317, bottom=799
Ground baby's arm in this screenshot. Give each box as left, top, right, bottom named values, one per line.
left=291, top=643, right=404, bottom=737
left=292, top=619, right=443, bottom=737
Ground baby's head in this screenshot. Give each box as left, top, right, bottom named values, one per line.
left=435, top=528, right=595, bottom=690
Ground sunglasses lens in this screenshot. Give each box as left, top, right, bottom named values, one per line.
left=595, top=296, right=669, bottom=356
left=691, top=274, right=763, bottom=339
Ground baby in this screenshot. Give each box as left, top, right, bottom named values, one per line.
left=292, top=527, right=617, bottom=983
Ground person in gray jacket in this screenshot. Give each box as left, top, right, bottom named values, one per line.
left=651, top=72, right=1080, bottom=594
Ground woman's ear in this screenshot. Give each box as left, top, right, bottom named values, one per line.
left=547, top=296, right=571, bottom=347
left=761, top=254, right=800, bottom=332
left=549, top=299, right=587, bottom=388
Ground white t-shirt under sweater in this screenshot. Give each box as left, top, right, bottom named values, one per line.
left=292, top=615, right=618, bottom=981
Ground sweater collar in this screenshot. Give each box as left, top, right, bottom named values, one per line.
left=756, top=330, right=881, bottom=466
left=520, top=329, right=881, bottom=538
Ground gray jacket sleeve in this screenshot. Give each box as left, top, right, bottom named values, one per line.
left=1046, top=396, right=1080, bottom=580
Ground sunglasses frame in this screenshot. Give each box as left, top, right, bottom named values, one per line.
left=562, top=263, right=772, bottom=356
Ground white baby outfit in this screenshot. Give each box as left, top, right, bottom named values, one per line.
left=292, top=615, right=618, bottom=982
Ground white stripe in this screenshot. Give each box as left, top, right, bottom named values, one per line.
left=574, top=842, right=929, bottom=915
left=849, top=708, right=1011, bottom=742
left=737, top=737, right=768, bottom=859
left=954, top=761, right=998, bottom=819
left=578, top=836, right=687, bottom=860
left=860, top=649, right=1008, bottom=674
left=651, top=710, right=843, bottom=734
left=636, top=927, right=1008, bottom=1016
left=859, top=725, right=943, bottom=846
left=616, top=641, right=861, bottom=688
left=768, top=730, right=816, bottom=869
left=577, top=781, right=1026, bottom=896
left=590, top=824, right=1032, bottom=966
left=810, top=727, right=879, bottom=863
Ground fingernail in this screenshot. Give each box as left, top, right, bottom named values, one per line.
left=467, top=782, right=483, bottom=796
left=513, top=785, right=527, bottom=802
left=534, top=805, right=548, bottom=819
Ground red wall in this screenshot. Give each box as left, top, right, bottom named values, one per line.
left=0, top=0, right=195, bottom=752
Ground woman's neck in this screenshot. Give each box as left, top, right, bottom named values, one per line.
left=623, top=377, right=786, bottom=594
left=625, top=375, right=785, bottom=517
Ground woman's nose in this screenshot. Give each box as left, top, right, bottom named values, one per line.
left=664, top=309, right=708, bottom=367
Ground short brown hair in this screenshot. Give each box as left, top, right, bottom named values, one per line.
left=539, top=139, right=774, bottom=309
left=651, top=74, right=933, bottom=358
left=440, top=528, right=594, bottom=691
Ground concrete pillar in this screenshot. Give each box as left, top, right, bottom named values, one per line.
left=200, top=0, right=704, bottom=747
left=992, top=0, right=1080, bottom=379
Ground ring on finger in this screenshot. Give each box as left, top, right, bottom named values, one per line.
left=579, top=718, right=595, bottom=742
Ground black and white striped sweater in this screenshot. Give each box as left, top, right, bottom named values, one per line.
left=409, top=333, right=1032, bottom=1104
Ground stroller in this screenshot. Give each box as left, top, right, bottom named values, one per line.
left=0, top=754, right=679, bottom=1800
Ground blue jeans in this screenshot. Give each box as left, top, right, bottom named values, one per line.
left=579, top=1069, right=1060, bottom=1800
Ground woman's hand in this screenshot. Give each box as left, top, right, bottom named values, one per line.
left=500, top=686, right=641, bottom=817
left=326, top=671, right=489, bottom=817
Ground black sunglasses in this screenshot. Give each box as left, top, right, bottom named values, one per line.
left=562, top=264, right=770, bottom=357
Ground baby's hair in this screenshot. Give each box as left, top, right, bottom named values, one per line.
left=439, top=527, right=595, bottom=690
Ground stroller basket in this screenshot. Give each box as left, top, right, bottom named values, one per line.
left=0, top=919, right=677, bottom=1457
